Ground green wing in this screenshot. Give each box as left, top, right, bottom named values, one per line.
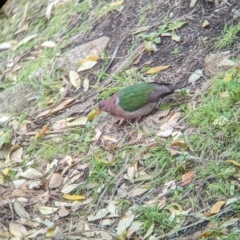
left=118, top=83, right=154, bottom=112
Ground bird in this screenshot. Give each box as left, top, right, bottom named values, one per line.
left=98, top=82, right=186, bottom=119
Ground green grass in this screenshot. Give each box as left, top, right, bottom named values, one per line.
left=214, top=22, right=240, bottom=48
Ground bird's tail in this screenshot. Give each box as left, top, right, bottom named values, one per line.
left=164, top=82, right=190, bottom=91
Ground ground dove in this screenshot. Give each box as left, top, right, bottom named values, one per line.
left=98, top=82, right=184, bottom=119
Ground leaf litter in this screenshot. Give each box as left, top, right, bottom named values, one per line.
left=1, top=0, right=240, bottom=239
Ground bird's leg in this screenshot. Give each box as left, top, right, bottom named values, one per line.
left=119, top=118, right=125, bottom=125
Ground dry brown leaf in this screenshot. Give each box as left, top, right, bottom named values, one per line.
left=69, top=70, right=81, bottom=89
left=146, top=65, right=170, bottom=74
left=49, top=173, right=63, bottom=188
left=168, top=204, right=191, bottom=221
left=34, top=204, right=58, bottom=215
left=36, top=109, right=52, bottom=118
left=9, top=222, right=28, bottom=237
left=181, top=171, right=194, bottom=186
left=35, top=124, right=49, bottom=139
left=58, top=207, right=69, bottom=217
left=15, top=21, right=29, bottom=35
left=52, top=119, right=68, bottom=130
left=51, top=97, right=76, bottom=114
left=61, top=184, right=79, bottom=194
left=14, top=199, right=30, bottom=220
left=6, top=145, right=23, bottom=164
left=202, top=20, right=210, bottom=28
left=126, top=221, right=142, bottom=238
left=88, top=208, right=110, bottom=221
left=101, top=231, right=113, bottom=240
left=130, top=183, right=151, bottom=197
left=204, top=201, right=225, bottom=217
left=20, top=168, right=43, bottom=180
left=116, top=211, right=135, bottom=235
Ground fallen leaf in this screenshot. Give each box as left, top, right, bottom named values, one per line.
left=171, top=30, right=181, bottom=42
left=83, top=78, right=89, bottom=91
left=100, top=219, right=114, bottom=227
left=198, top=230, right=225, bottom=239
left=69, top=70, right=81, bottom=89
left=36, top=109, right=52, bottom=118
left=52, top=119, right=68, bottom=130
left=46, top=2, right=55, bottom=20
left=6, top=145, right=23, bottom=164
left=143, top=223, right=154, bottom=239
left=223, top=73, right=233, bottom=82
left=204, top=201, right=225, bottom=217
left=219, top=91, right=229, bottom=99
left=188, top=69, right=203, bottom=83
left=168, top=21, right=189, bottom=30
left=0, top=131, right=11, bottom=148
left=14, top=21, right=29, bottom=35
left=51, top=98, right=76, bottom=113
left=202, top=20, right=210, bottom=28
left=88, top=208, right=110, bottom=221
left=36, top=124, right=49, bottom=139
left=126, top=221, right=143, bottom=238
left=14, top=34, right=38, bottom=50
left=58, top=207, right=69, bottom=217
left=41, top=41, right=56, bottom=48
left=61, top=183, right=79, bottom=194
left=103, top=135, right=118, bottom=143
left=181, top=171, right=194, bottom=186
left=67, top=116, right=88, bottom=127
left=62, top=194, right=85, bottom=200
left=87, top=109, right=98, bottom=121
left=14, top=199, right=30, bottom=220
left=145, top=65, right=170, bottom=74
left=0, top=42, right=12, bottom=50
left=130, top=183, right=151, bottom=197
left=77, top=55, right=99, bottom=65
left=49, top=173, right=63, bottom=188
left=78, top=61, right=97, bottom=72
left=168, top=204, right=191, bottom=221
left=212, top=116, right=228, bottom=126
left=0, top=113, right=12, bottom=125
left=20, top=168, right=43, bottom=180
left=9, top=222, right=28, bottom=237
left=225, top=160, right=240, bottom=167
left=108, top=0, right=124, bottom=6
left=35, top=204, right=59, bottom=215
left=101, top=231, right=113, bottom=240
left=190, top=0, right=198, bottom=7
left=116, top=211, right=135, bottom=235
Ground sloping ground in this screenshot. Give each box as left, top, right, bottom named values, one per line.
left=1, top=0, right=240, bottom=239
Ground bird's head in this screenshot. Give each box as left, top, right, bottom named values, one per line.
left=98, top=100, right=107, bottom=113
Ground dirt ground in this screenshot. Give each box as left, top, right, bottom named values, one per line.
left=1, top=0, right=240, bottom=239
